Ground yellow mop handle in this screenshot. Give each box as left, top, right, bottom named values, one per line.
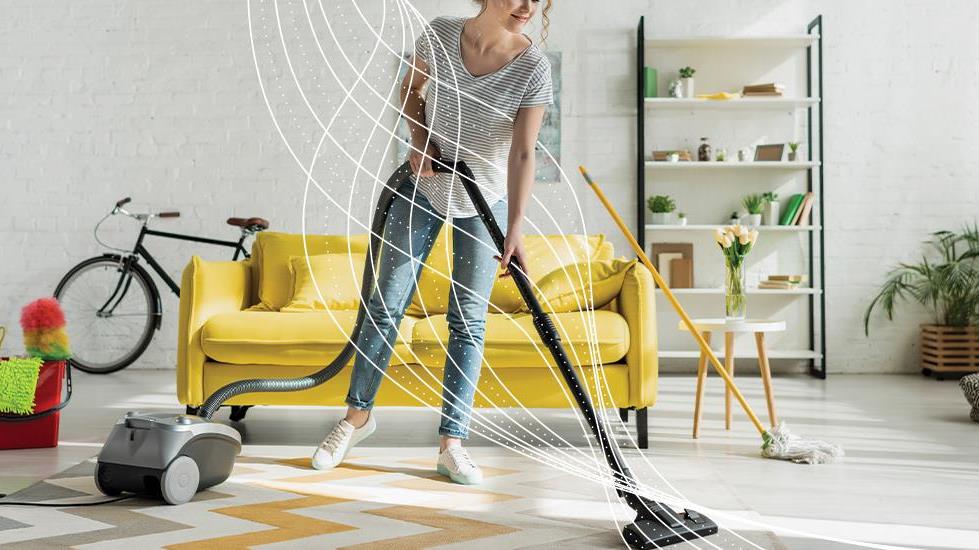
left=578, top=166, right=767, bottom=435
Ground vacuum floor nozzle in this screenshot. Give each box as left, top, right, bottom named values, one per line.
left=622, top=497, right=719, bottom=548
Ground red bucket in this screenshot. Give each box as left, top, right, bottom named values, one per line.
left=0, top=359, right=68, bottom=450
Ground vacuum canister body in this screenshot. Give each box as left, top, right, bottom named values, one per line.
left=96, top=412, right=241, bottom=504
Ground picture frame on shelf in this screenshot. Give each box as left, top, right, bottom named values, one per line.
left=650, top=243, right=694, bottom=288
left=754, top=144, right=785, bottom=162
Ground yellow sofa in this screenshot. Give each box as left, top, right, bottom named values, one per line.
left=177, top=229, right=659, bottom=446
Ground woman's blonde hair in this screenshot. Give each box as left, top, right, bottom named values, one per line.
left=472, top=0, right=553, bottom=44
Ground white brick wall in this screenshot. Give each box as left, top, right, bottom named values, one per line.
left=1, top=0, right=977, bottom=373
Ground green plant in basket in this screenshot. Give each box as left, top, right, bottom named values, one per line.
left=742, top=193, right=765, bottom=215
left=762, top=192, right=778, bottom=204
left=864, top=225, right=979, bottom=334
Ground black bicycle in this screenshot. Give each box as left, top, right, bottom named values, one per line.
left=54, top=197, right=269, bottom=374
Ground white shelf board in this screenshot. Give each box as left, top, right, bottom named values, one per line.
left=660, top=349, right=822, bottom=359
left=645, top=160, right=819, bottom=170
left=656, top=288, right=819, bottom=295
left=645, top=97, right=820, bottom=110
left=646, top=35, right=819, bottom=48
left=645, top=224, right=819, bottom=232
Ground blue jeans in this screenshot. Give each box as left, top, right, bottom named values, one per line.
left=345, top=178, right=507, bottom=439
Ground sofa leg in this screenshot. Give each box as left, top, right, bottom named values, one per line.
left=636, top=408, right=648, bottom=449
left=229, top=406, right=251, bottom=422
left=618, top=408, right=629, bottom=422
left=185, top=406, right=199, bottom=416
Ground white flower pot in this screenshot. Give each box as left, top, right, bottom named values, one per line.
left=650, top=212, right=672, bottom=225
left=743, top=214, right=762, bottom=227
left=677, top=217, right=688, bottom=226
left=681, top=77, right=695, bottom=98
left=764, top=202, right=780, bottom=226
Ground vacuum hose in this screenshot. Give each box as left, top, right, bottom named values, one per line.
left=197, top=161, right=414, bottom=419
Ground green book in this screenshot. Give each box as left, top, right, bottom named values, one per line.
left=644, top=67, right=657, bottom=98
left=779, top=194, right=805, bottom=225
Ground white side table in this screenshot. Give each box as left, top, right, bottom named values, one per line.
left=678, top=318, right=786, bottom=438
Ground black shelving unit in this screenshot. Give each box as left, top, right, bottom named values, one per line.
left=635, top=15, right=826, bottom=378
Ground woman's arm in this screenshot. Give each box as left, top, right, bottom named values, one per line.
left=498, top=105, right=547, bottom=276
left=400, top=55, right=439, bottom=176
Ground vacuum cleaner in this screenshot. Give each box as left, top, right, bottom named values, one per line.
left=95, top=159, right=718, bottom=548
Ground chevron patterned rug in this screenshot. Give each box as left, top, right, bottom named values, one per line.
left=0, top=446, right=785, bottom=549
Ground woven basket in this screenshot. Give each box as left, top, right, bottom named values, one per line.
left=920, top=325, right=979, bottom=379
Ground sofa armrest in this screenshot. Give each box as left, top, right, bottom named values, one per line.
left=616, top=262, right=658, bottom=408
left=177, top=257, right=252, bottom=405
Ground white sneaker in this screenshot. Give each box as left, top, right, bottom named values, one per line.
left=437, top=446, right=483, bottom=485
left=311, top=413, right=376, bottom=470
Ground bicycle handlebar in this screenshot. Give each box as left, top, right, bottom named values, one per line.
left=112, top=198, right=180, bottom=221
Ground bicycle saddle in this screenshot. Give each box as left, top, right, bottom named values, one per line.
left=226, top=217, right=269, bottom=230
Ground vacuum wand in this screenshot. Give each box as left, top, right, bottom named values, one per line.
left=432, top=159, right=718, bottom=548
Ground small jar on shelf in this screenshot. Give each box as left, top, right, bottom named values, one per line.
left=697, top=137, right=711, bottom=162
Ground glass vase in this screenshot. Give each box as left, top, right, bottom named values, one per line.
left=724, top=260, right=747, bottom=320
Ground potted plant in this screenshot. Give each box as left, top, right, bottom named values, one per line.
left=788, top=142, right=801, bottom=161
left=679, top=66, right=696, bottom=98
left=741, top=193, right=765, bottom=227
left=728, top=211, right=740, bottom=225
left=762, top=192, right=779, bottom=226
left=864, top=226, right=979, bottom=378
left=677, top=212, right=688, bottom=226
left=647, top=195, right=676, bottom=225
left=715, top=225, right=758, bottom=320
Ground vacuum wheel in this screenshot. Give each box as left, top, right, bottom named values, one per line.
left=94, top=463, right=121, bottom=496
left=161, top=456, right=200, bottom=505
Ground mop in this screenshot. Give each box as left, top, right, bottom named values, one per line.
left=579, top=166, right=843, bottom=464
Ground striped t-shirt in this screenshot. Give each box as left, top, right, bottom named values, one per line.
left=411, top=16, right=553, bottom=218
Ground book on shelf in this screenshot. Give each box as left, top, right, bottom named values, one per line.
left=742, top=82, right=785, bottom=92
left=651, top=150, right=693, bottom=161
left=779, top=194, right=805, bottom=225
left=758, top=281, right=798, bottom=290
left=759, top=274, right=806, bottom=290
left=742, top=83, right=785, bottom=97
left=794, top=192, right=815, bottom=226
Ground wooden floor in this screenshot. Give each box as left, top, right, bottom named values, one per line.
left=1, top=369, right=977, bottom=549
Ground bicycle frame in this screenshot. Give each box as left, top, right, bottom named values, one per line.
left=128, top=224, right=250, bottom=297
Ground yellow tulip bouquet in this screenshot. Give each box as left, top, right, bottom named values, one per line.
left=715, top=225, right=758, bottom=319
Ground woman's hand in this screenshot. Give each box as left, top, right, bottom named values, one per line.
left=495, top=229, right=528, bottom=279
left=409, top=142, right=441, bottom=177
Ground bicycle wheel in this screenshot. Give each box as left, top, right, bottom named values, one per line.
left=54, top=256, right=158, bottom=374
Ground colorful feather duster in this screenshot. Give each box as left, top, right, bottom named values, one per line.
left=21, top=298, right=71, bottom=360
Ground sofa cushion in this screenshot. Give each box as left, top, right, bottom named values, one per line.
left=490, top=234, right=610, bottom=313
left=250, top=232, right=369, bottom=311
left=410, top=310, right=629, bottom=368
left=281, top=253, right=366, bottom=311
left=525, top=258, right=637, bottom=313
left=201, top=311, right=415, bottom=367
left=405, top=229, right=611, bottom=316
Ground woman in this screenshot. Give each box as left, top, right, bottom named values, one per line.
left=313, top=0, right=554, bottom=485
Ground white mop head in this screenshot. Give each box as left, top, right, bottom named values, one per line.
left=761, top=422, right=844, bottom=464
